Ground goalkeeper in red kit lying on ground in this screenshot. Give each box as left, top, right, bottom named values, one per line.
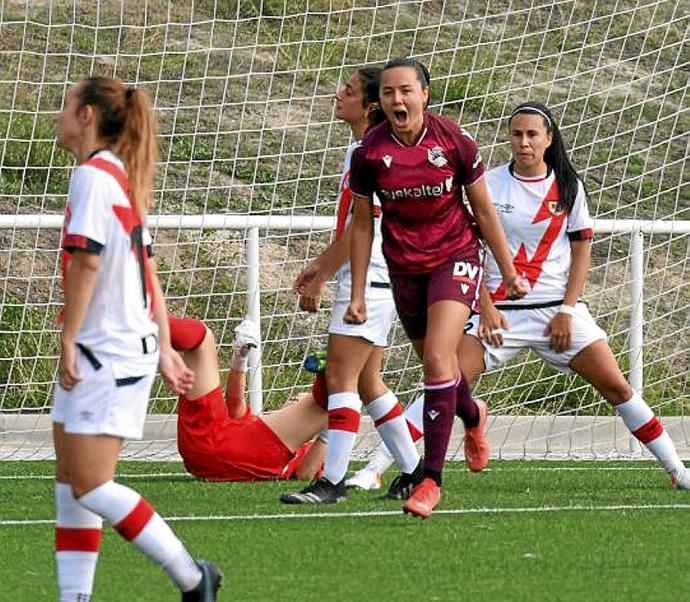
left=169, top=315, right=328, bottom=481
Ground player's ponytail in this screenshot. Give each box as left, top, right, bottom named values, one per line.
left=509, top=102, right=589, bottom=213
left=357, top=66, right=386, bottom=129
left=78, top=76, right=157, bottom=220
left=117, top=87, right=157, bottom=220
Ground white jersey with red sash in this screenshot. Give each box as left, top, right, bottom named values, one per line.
left=485, top=163, right=593, bottom=306
left=61, top=150, right=158, bottom=374
left=333, top=141, right=389, bottom=302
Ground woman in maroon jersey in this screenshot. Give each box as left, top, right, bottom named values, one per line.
left=345, top=57, right=526, bottom=518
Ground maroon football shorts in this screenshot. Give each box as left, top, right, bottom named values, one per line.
left=177, top=386, right=294, bottom=481
left=390, top=247, right=483, bottom=340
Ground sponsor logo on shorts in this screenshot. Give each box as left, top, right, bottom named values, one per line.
left=379, top=176, right=453, bottom=200
left=427, top=146, right=448, bottom=167
left=452, top=261, right=480, bottom=295
left=427, top=409, right=440, bottom=421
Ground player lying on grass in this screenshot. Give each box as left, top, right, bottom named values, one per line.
left=170, top=315, right=329, bottom=481
left=351, top=102, right=690, bottom=492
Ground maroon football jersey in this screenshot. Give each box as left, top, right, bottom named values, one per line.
left=350, top=112, right=485, bottom=274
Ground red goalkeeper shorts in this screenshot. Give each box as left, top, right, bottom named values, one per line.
left=177, top=386, right=294, bottom=481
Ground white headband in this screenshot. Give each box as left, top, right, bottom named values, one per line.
left=510, top=107, right=552, bottom=128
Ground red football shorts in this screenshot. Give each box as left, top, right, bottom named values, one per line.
left=177, top=386, right=294, bottom=481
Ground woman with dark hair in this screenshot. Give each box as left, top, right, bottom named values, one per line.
left=52, top=76, right=221, bottom=601
left=345, top=57, right=527, bottom=518
left=456, top=102, right=689, bottom=488
left=281, top=66, right=422, bottom=505
left=354, top=101, right=690, bottom=492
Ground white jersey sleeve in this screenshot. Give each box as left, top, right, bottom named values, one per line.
left=64, top=166, right=112, bottom=251
left=566, top=180, right=593, bottom=239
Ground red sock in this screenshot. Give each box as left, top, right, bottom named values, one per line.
left=168, top=316, right=206, bottom=351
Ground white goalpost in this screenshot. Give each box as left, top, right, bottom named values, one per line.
left=0, top=1, right=687, bottom=461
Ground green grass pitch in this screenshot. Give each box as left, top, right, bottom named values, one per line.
left=2, top=460, right=688, bottom=601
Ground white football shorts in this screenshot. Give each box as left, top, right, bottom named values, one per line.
left=52, top=346, right=156, bottom=440
left=328, top=294, right=398, bottom=347
left=466, top=302, right=607, bottom=374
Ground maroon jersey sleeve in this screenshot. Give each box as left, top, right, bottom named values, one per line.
left=349, top=144, right=376, bottom=198
left=452, top=128, right=485, bottom=187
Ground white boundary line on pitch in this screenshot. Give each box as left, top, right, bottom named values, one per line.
left=3, top=503, right=690, bottom=527
left=0, top=465, right=665, bottom=481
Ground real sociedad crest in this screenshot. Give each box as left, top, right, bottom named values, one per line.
left=427, top=146, right=448, bottom=167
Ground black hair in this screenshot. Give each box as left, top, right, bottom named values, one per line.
left=382, top=57, right=431, bottom=108
left=509, top=102, right=588, bottom=213
left=356, top=66, right=386, bottom=128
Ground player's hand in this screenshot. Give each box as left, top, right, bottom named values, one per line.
left=294, top=263, right=326, bottom=313
left=58, top=339, right=83, bottom=390
left=545, top=312, right=573, bottom=352
left=298, top=280, right=326, bottom=313
left=343, top=299, right=367, bottom=325
left=502, top=273, right=528, bottom=300
left=159, top=346, right=194, bottom=396
left=479, top=307, right=509, bottom=348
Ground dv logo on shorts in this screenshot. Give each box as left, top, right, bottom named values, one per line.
left=427, top=146, right=448, bottom=168
left=452, top=261, right=479, bottom=295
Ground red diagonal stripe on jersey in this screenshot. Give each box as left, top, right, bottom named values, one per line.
left=84, top=157, right=156, bottom=316
left=334, top=169, right=352, bottom=241
left=85, top=157, right=131, bottom=198
left=56, top=527, right=102, bottom=552
left=493, top=179, right=565, bottom=300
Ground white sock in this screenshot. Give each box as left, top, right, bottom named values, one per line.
left=366, top=390, right=420, bottom=474
left=323, top=392, right=361, bottom=484
left=363, top=393, right=426, bottom=476
left=55, top=482, right=102, bottom=602
left=363, top=444, right=395, bottom=476
left=78, top=481, right=201, bottom=592
left=616, top=392, right=685, bottom=475
left=404, top=393, right=425, bottom=440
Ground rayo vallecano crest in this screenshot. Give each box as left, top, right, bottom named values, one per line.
left=548, top=200, right=564, bottom=215
left=427, top=146, right=448, bottom=167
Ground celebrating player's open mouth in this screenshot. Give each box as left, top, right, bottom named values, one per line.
left=379, top=64, right=429, bottom=145
left=392, top=108, right=408, bottom=127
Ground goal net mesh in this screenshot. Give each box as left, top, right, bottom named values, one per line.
left=0, top=0, right=687, bottom=460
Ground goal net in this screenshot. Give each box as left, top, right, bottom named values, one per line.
left=0, top=0, right=687, bottom=460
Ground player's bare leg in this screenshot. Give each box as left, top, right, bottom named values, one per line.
left=571, top=340, right=689, bottom=489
